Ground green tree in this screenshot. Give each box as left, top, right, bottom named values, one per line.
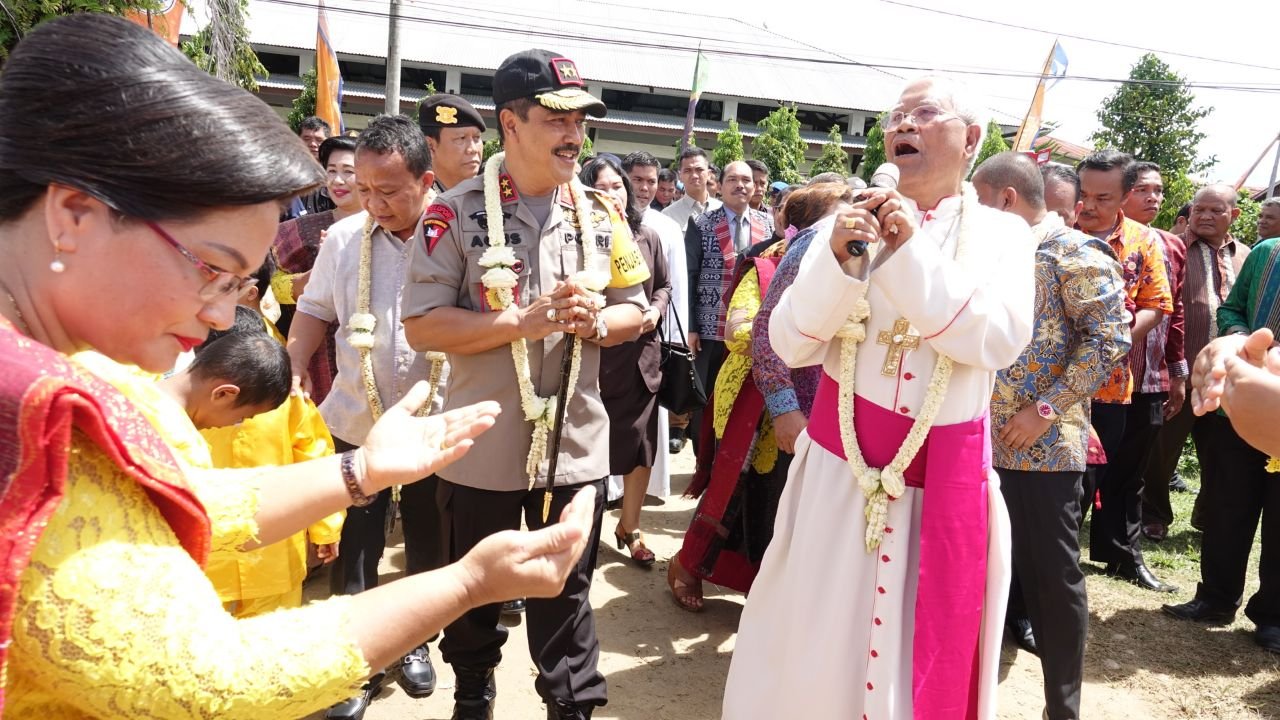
left=287, top=67, right=318, bottom=133
left=1154, top=172, right=1195, bottom=231
left=859, top=114, right=887, bottom=182
left=482, top=138, right=502, bottom=163
left=669, top=136, right=698, bottom=171
left=1232, top=190, right=1262, bottom=245
left=712, top=119, right=745, bottom=169
left=1093, top=53, right=1214, bottom=174
left=1, top=0, right=162, bottom=61
left=752, top=104, right=806, bottom=185
left=969, top=120, right=1010, bottom=177
left=809, top=125, right=851, bottom=177
left=182, top=0, right=267, bottom=91
left=410, top=80, right=438, bottom=123
left=578, top=134, right=594, bottom=162
left=1092, top=53, right=1214, bottom=223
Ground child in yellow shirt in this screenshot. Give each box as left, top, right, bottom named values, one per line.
left=161, top=309, right=345, bottom=617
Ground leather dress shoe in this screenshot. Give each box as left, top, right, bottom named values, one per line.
left=395, top=643, right=436, bottom=698
left=1005, top=617, right=1038, bottom=655
left=1256, top=625, right=1280, bottom=654
left=325, top=671, right=385, bottom=720
left=502, top=598, right=527, bottom=615
left=1106, top=561, right=1177, bottom=593
left=1163, top=598, right=1236, bottom=624
left=669, top=436, right=687, bottom=454
left=451, top=665, right=496, bottom=720
left=547, top=699, right=594, bottom=720
left=1141, top=522, right=1168, bottom=542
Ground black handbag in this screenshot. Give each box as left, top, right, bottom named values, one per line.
left=657, top=305, right=707, bottom=414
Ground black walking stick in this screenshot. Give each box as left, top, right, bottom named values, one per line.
left=541, top=331, right=577, bottom=522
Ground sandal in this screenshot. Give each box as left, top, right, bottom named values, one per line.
left=614, top=523, right=656, bottom=567
left=666, top=557, right=704, bottom=612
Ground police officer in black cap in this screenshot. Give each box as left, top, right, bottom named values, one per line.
left=419, top=93, right=487, bottom=193
left=403, top=49, right=646, bottom=720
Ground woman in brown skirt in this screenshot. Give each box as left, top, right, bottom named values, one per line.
left=581, top=156, right=671, bottom=567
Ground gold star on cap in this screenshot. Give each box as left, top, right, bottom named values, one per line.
left=435, top=106, right=459, bottom=125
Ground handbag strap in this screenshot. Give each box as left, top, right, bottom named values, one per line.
left=661, top=298, right=691, bottom=351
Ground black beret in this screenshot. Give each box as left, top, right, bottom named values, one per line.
left=418, top=94, right=487, bottom=132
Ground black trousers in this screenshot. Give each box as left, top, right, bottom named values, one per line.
left=1082, top=401, right=1126, bottom=531
left=437, top=478, right=607, bottom=708
left=329, top=437, right=445, bottom=596
left=1089, top=392, right=1166, bottom=565
left=1001, top=468, right=1088, bottom=720
left=1195, top=414, right=1280, bottom=626
left=1142, top=393, right=1210, bottom=526
left=689, top=338, right=726, bottom=455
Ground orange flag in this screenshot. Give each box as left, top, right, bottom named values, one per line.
left=126, top=0, right=184, bottom=46
left=315, top=0, right=344, bottom=132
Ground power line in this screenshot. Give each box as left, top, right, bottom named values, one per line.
left=878, top=0, right=1280, bottom=74
left=253, top=0, right=1280, bottom=95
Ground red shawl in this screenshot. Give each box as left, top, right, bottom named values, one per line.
left=0, top=321, right=210, bottom=714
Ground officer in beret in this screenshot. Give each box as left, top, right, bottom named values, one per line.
left=419, top=93, right=487, bottom=193
left=402, top=49, right=648, bottom=720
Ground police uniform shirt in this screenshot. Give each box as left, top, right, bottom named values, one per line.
left=402, top=166, right=646, bottom=492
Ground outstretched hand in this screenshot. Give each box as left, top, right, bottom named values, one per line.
left=458, top=485, right=598, bottom=605
left=361, top=383, right=501, bottom=491
left=1191, top=329, right=1274, bottom=415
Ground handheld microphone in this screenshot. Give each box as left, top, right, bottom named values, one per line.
left=847, top=163, right=900, bottom=257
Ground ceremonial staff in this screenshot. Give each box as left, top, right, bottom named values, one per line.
left=542, top=330, right=577, bottom=522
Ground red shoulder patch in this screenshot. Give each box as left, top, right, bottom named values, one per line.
left=426, top=203, right=456, bottom=223
left=422, top=216, right=451, bottom=255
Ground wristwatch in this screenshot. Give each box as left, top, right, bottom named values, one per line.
left=1035, top=400, right=1058, bottom=422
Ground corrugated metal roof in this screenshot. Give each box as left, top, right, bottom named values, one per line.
left=211, top=0, right=907, bottom=113
left=258, top=77, right=868, bottom=149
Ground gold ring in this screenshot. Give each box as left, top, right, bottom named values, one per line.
left=843, top=217, right=858, bottom=230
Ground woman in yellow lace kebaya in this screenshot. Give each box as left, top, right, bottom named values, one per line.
left=0, top=15, right=599, bottom=719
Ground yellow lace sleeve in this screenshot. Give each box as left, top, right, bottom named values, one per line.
left=184, top=467, right=264, bottom=553
left=724, top=269, right=762, bottom=355
left=6, top=437, right=369, bottom=720
left=269, top=269, right=297, bottom=305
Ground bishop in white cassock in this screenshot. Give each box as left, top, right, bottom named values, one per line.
left=722, top=77, right=1036, bottom=719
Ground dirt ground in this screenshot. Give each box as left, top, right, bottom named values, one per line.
left=307, top=446, right=1280, bottom=720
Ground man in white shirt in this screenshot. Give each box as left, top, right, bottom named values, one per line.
left=662, top=146, right=722, bottom=232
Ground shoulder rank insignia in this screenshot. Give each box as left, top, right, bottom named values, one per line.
left=498, top=174, right=519, bottom=203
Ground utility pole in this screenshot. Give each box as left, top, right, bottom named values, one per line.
left=384, top=0, right=402, bottom=115
left=1268, top=131, right=1280, bottom=200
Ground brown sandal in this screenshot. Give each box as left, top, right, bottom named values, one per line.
left=615, top=523, right=656, bottom=567
left=667, top=557, right=704, bottom=612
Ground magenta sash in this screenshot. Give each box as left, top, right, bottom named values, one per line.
left=807, top=372, right=989, bottom=720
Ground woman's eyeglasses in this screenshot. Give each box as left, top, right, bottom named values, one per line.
left=143, top=221, right=257, bottom=302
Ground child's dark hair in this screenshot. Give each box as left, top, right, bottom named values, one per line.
left=198, top=306, right=268, bottom=350
left=187, top=331, right=291, bottom=410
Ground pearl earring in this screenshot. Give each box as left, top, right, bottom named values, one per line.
left=50, top=242, right=66, bottom=273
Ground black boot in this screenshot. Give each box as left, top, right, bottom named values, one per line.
left=451, top=665, right=496, bottom=720
left=547, top=699, right=594, bottom=720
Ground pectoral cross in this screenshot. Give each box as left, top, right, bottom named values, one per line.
left=876, top=318, right=920, bottom=377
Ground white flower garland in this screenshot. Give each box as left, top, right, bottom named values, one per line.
left=479, top=152, right=604, bottom=482
left=836, top=184, right=978, bottom=552
left=351, top=215, right=443, bottom=421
